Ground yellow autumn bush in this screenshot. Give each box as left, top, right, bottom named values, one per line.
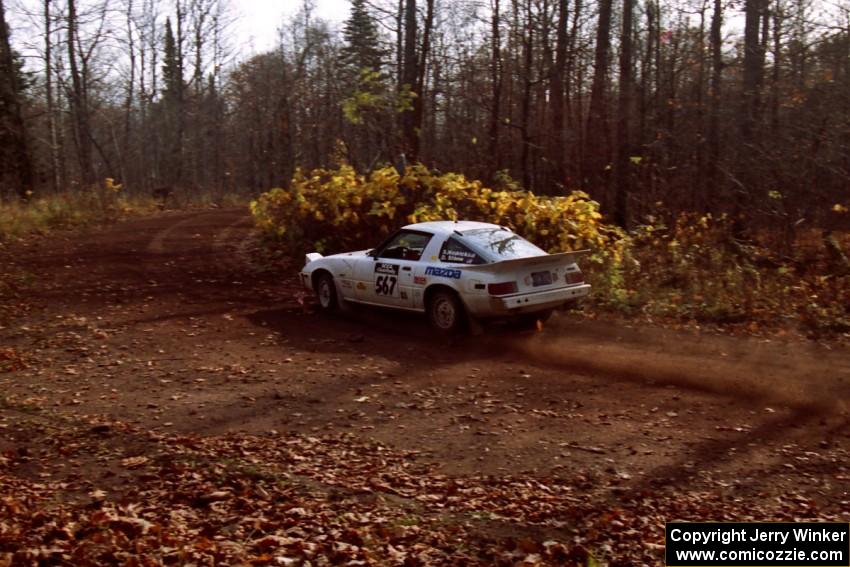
left=250, top=164, right=625, bottom=263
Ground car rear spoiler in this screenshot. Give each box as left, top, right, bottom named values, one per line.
left=461, top=250, right=590, bottom=274
left=305, top=252, right=324, bottom=264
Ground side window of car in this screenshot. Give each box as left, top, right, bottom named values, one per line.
left=439, top=238, right=485, bottom=265
left=378, top=231, right=432, bottom=261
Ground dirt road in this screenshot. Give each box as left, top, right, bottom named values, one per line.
left=2, top=209, right=850, bottom=562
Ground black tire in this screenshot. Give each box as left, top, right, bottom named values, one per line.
left=428, top=289, right=464, bottom=333
left=315, top=272, right=338, bottom=312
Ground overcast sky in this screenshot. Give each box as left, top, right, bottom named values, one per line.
left=8, top=0, right=352, bottom=62
left=236, top=0, right=351, bottom=53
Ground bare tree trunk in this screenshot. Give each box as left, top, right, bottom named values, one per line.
left=613, top=0, right=633, bottom=226
left=140, top=0, right=159, bottom=190
left=737, top=0, right=768, bottom=230
left=741, top=0, right=767, bottom=144
left=211, top=1, right=224, bottom=191
left=396, top=0, right=404, bottom=91
left=639, top=0, right=657, bottom=148
left=175, top=0, right=186, bottom=186
left=44, top=0, right=60, bottom=193
left=706, top=0, right=723, bottom=206
left=551, top=0, right=568, bottom=188
left=585, top=0, right=613, bottom=203
left=67, top=0, right=95, bottom=186
left=190, top=0, right=216, bottom=189
left=694, top=0, right=707, bottom=210
left=122, top=0, right=136, bottom=189
left=400, top=0, right=418, bottom=159
left=519, top=0, right=533, bottom=190
left=489, top=0, right=503, bottom=174
left=567, top=0, right=582, bottom=178
left=770, top=6, right=783, bottom=135
left=411, top=0, right=433, bottom=162
left=538, top=0, right=551, bottom=190
left=137, top=4, right=147, bottom=192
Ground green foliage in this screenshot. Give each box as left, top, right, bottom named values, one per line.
left=341, top=69, right=390, bottom=125
left=611, top=213, right=849, bottom=334
left=341, top=69, right=417, bottom=128
left=395, top=83, right=416, bottom=113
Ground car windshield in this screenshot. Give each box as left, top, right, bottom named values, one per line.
left=460, top=228, right=545, bottom=260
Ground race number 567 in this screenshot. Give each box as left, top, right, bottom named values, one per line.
left=375, top=275, right=397, bottom=296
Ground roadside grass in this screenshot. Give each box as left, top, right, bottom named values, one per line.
left=0, top=185, right=250, bottom=242
left=0, top=190, right=147, bottom=240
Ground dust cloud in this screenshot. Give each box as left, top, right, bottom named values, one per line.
left=494, top=318, right=850, bottom=414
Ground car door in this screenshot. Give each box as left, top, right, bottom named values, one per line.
left=353, top=230, right=433, bottom=308
left=408, top=236, right=487, bottom=308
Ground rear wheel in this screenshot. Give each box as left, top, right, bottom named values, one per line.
left=315, top=272, right=338, bottom=312
left=428, top=290, right=464, bottom=333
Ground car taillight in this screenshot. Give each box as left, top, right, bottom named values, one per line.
left=488, top=281, right=518, bottom=295
left=566, top=270, right=584, bottom=284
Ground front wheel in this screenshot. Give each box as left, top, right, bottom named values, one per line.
left=428, top=290, right=464, bottom=333
left=315, top=272, right=338, bottom=312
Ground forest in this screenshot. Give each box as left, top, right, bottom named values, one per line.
left=1, top=0, right=848, bottom=232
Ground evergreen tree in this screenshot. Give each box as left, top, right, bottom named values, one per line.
left=338, top=0, right=395, bottom=170
left=340, top=0, right=384, bottom=75
left=159, top=17, right=185, bottom=185
left=0, top=0, right=33, bottom=198
left=162, top=18, right=183, bottom=100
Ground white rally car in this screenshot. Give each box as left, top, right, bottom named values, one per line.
left=299, top=221, right=591, bottom=332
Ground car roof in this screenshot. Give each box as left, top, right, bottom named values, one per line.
left=402, top=220, right=503, bottom=236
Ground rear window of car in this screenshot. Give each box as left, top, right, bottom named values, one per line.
left=460, top=228, right=545, bottom=260
left=439, top=237, right=486, bottom=264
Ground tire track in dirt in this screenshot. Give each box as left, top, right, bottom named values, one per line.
left=145, top=212, right=211, bottom=254
left=143, top=209, right=255, bottom=278
left=211, top=214, right=255, bottom=271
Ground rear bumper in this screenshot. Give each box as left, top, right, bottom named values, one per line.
left=484, top=284, right=591, bottom=315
